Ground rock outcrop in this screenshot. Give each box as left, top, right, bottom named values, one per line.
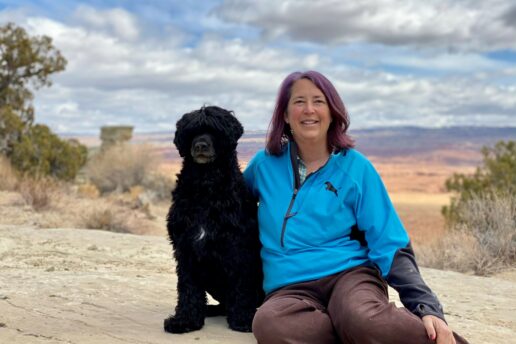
left=0, top=225, right=514, bottom=343
left=100, top=126, right=133, bottom=151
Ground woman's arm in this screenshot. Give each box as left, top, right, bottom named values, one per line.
left=354, top=159, right=445, bottom=321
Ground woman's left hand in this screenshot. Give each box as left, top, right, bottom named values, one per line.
left=422, top=315, right=456, bottom=344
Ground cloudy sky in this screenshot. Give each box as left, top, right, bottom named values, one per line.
left=1, top=0, right=515, bottom=134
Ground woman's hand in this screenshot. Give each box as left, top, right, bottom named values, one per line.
left=422, top=315, right=455, bottom=344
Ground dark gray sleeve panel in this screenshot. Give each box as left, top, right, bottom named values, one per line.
left=386, top=243, right=446, bottom=322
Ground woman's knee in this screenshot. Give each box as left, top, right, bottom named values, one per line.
left=330, top=289, right=394, bottom=341
left=252, top=305, right=275, bottom=341
left=252, top=299, right=301, bottom=342
left=252, top=297, right=336, bottom=344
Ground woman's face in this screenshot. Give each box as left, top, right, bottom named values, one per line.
left=285, top=78, right=332, bottom=148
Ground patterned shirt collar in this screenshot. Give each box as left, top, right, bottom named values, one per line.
left=297, top=155, right=307, bottom=185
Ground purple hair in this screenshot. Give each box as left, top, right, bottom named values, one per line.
left=266, top=70, right=354, bottom=155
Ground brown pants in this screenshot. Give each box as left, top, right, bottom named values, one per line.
left=252, top=267, right=468, bottom=344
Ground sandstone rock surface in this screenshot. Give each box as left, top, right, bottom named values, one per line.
left=0, top=225, right=514, bottom=343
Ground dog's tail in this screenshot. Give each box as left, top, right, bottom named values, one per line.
left=206, top=304, right=226, bottom=317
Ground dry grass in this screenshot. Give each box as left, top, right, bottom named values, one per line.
left=0, top=155, right=19, bottom=191
left=396, top=203, right=446, bottom=245
left=157, top=162, right=181, bottom=181
left=85, top=144, right=157, bottom=194
left=81, top=207, right=131, bottom=233
left=17, top=177, right=57, bottom=211
left=416, top=231, right=479, bottom=273
left=0, top=144, right=174, bottom=236
left=458, top=193, right=515, bottom=274
left=0, top=183, right=167, bottom=236
left=141, top=171, right=175, bottom=201
left=417, top=193, right=516, bottom=275
left=77, top=183, right=100, bottom=198
left=390, top=192, right=451, bottom=245
left=1, top=156, right=60, bottom=212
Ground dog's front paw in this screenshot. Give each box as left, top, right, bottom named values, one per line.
left=164, top=315, right=204, bottom=334
left=227, top=315, right=253, bottom=332
left=229, top=321, right=253, bottom=333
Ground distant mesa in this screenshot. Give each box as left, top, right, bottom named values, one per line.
left=100, top=126, right=133, bottom=151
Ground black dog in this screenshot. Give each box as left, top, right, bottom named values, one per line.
left=164, top=106, right=263, bottom=333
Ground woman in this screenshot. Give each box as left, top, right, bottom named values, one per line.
left=243, top=71, right=468, bottom=344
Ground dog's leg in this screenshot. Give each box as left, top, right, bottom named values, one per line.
left=164, top=259, right=207, bottom=333
left=225, top=278, right=259, bottom=332
left=224, top=252, right=263, bottom=333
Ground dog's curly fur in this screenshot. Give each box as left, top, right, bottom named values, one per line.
left=164, top=106, right=263, bottom=334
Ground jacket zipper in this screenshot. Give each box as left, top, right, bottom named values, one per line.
left=280, top=170, right=319, bottom=247
left=280, top=188, right=298, bottom=247
left=280, top=160, right=331, bottom=248
left=281, top=140, right=331, bottom=248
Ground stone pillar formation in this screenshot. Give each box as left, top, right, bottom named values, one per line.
left=100, top=126, right=133, bottom=151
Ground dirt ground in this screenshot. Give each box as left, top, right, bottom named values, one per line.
left=1, top=225, right=515, bottom=344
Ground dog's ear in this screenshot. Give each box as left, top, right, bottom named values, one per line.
left=220, top=108, right=244, bottom=145
left=225, top=113, right=244, bottom=146
left=173, top=112, right=190, bottom=157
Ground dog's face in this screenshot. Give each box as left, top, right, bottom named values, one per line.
left=174, top=106, right=244, bottom=162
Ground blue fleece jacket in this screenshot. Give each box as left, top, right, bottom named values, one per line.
left=243, top=143, right=446, bottom=321
left=243, top=143, right=411, bottom=294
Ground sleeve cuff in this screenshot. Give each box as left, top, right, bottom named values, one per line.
left=413, top=303, right=446, bottom=323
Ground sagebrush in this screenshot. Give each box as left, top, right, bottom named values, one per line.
left=9, top=124, right=88, bottom=181
left=81, top=207, right=131, bottom=233
left=419, top=192, right=515, bottom=275
left=17, top=177, right=57, bottom=211
left=0, top=154, right=18, bottom=190
left=442, top=140, right=515, bottom=225
left=85, top=144, right=157, bottom=194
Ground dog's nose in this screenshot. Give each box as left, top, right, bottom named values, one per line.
left=193, top=141, right=209, bottom=153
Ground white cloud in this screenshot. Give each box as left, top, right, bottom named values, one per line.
left=214, top=0, right=516, bottom=52
left=73, top=5, right=139, bottom=41
left=20, top=17, right=308, bottom=132
left=0, top=7, right=30, bottom=24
